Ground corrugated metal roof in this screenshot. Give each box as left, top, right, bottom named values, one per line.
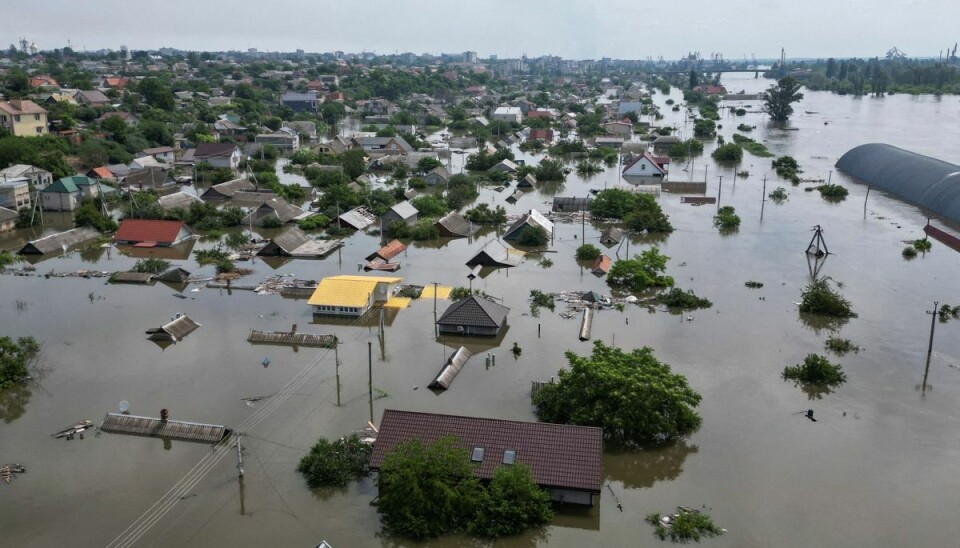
left=244, top=197, right=305, bottom=225
left=836, top=143, right=960, bottom=223
left=338, top=206, right=377, bottom=230
left=307, top=275, right=402, bottom=308
left=429, top=347, right=473, bottom=389
left=466, top=240, right=523, bottom=267
left=503, top=209, right=554, bottom=239
left=387, top=200, right=418, bottom=220
left=369, top=409, right=603, bottom=493
left=437, top=295, right=509, bottom=328
left=19, top=227, right=100, bottom=255
left=435, top=211, right=476, bottom=237
left=265, top=227, right=310, bottom=254
left=158, top=192, right=202, bottom=210
left=147, top=315, right=200, bottom=341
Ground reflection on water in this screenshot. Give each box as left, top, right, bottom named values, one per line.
left=0, top=383, right=31, bottom=423
left=603, top=441, right=699, bottom=490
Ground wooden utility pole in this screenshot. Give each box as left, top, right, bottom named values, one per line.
left=923, top=301, right=939, bottom=396
left=334, top=343, right=341, bottom=407
left=760, top=175, right=767, bottom=222
left=368, top=341, right=374, bottom=423
left=716, top=175, right=723, bottom=209
left=235, top=432, right=244, bottom=477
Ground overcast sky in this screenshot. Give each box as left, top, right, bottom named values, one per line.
left=10, top=0, right=960, bottom=60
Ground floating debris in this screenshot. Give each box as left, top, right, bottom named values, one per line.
left=52, top=420, right=95, bottom=439
left=1, top=464, right=26, bottom=484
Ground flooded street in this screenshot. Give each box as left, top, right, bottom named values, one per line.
left=3, top=73, right=960, bottom=547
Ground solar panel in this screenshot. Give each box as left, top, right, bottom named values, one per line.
left=471, top=447, right=484, bottom=462
left=503, top=450, right=516, bottom=465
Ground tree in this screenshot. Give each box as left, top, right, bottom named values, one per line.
left=410, top=194, right=448, bottom=217
left=378, top=436, right=484, bottom=540
left=137, top=77, right=175, bottom=110
left=468, top=464, right=553, bottom=538
left=711, top=143, right=743, bottom=162
left=607, top=247, right=674, bottom=292
left=533, top=341, right=702, bottom=445
left=296, top=434, right=372, bottom=488
left=575, top=244, right=601, bottom=261
left=417, top=156, right=443, bottom=173
left=799, top=278, right=857, bottom=318
left=762, top=77, right=804, bottom=122
left=0, top=336, right=39, bottom=389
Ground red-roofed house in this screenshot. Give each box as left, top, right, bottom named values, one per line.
left=114, top=219, right=194, bottom=247
left=369, top=409, right=603, bottom=505
left=87, top=166, right=115, bottom=180
left=622, top=151, right=667, bottom=178
left=528, top=128, right=554, bottom=142
left=101, top=77, right=131, bottom=90
left=526, top=109, right=553, bottom=120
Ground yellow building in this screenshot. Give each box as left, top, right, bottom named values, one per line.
left=0, top=99, right=48, bottom=136
left=308, top=275, right=402, bottom=317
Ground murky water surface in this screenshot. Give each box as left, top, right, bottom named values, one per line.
left=2, top=74, right=960, bottom=547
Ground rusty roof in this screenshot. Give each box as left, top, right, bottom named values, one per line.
left=367, top=239, right=406, bottom=261
left=369, top=409, right=603, bottom=493
left=114, top=219, right=190, bottom=245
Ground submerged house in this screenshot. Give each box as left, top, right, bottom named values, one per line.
left=502, top=209, right=554, bottom=243
left=114, top=219, right=194, bottom=247
left=622, top=151, right=667, bottom=178
left=18, top=227, right=100, bottom=255
left=40, top=176, right=115, bottom=212
left=436, top=295, right=509, bottom=337
left=380, top=201, right=418, bottom=234
left=466, top=240, right=524, bottom=268
left=435, top=211, right=477, bottom=238
left=242, top=196, right=305, bottom=226
left=256, top=227, right=342, bottom=258
left=200, top=178, right=255, bottom=200
left=307, top=275, right=402, bottom=316
left=369, top=409, right=603, bottom=505
left=337, top=206, right=378, bottom=230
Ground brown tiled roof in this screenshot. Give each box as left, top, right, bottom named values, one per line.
left=367, top=239, right=406, bottom=261
left=369, top=409, right=603, bottom=493
left=0, top=99, right=47, bottom=115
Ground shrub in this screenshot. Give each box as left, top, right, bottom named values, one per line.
left=732, top=133, right=773, bottom=157
left=515, top=226, right=549, bottom=247
left=825, top=336, right=860, bottom=355
left=576, top=244, right=601, bottom=261
left=464, top=203, right=507, bottom=224
left=745, top=280, right=764, bottom=288
left=215, top=258, right=235, bottom=273
left=737, top=123, right=753, bottom=132
left=656, top=288, right=712, bottom=309
left=768, top=187, right=789, bottom=203
left=713, top=206, right=741, bottom=231
left=693, top=119, right=716, bottom=137
left=194, top=246, right=229, bottom=265
left=296, top=434, right=372, bottom=488
left=772, top=155, right=802, bottom=184
left=783, top=353, right=847, bottom=386
left=409, top=220, right=440, bottom=240
left=818, top=184, right=848, bottom=199
left=132, top=258, right=170, bottom=275
left=711, top=143, right=743, bottom=162
left=913, top=238, right=932, bottom=252
left=902, top=246, right=918, bottom=258
left=534, top=159, right=565, bottom=181
left=608, top=247, right=674, bottom=292
left=411, top=194, right=448, bottom=218
left=799, top=278, right=857, bottom=318
left=224, top=232, right=251, bottom=250
left=576, top=161, right=602, bottom=175
left=0, top=336, right=40, bottom=389
left=530, top=289, right=555, bottom=316
left=261, top=217, right=283, bottom=229
left=298, top=214, right=330, bottom=231
left=646, top=510, right=725, bottom=543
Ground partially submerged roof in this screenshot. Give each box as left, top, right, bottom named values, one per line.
left=244, top=197, right=305, bottom=225
left=158, top=191, right=202, bottom=210
left=156, top=267, right=191, bottom=283
left=836, top=143, right=960, bottom=222
left=437, top=295, right=509, bottom=329
left=366, top=239, right=406, bottom=261
left=435, top=211, right=477, bottom=237
left=146, top=314, right=200, bottom=342
left=114, top=219, right=191, bottom=245
left=201, top=178, right=254, bottom=199
left=259, top=226, right=310, bottom=255
left=466, top=240, right=524, bottom=267
left=369, top=409, right=603, bottom=493
left=429, top=347, right=473, bottom=390
left=552, top=196, right=593, bottom=212
left=307, top=275, right=402, bottom=308
left=592, top=255, right=612, bottom=274
left=338, top=206, right=377, bottom=230
left=385, top=200, right=418, bottom=220
left=503, top=209, right=554, bottom=240
left=18, top=227, right=100, bottom=255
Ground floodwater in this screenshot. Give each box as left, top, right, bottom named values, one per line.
left=3, top=73, right=960, bottom=547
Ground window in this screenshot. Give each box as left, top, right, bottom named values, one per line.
left=640, top=163, right=646, bottom=170
left=35, top=127, right=43, bottom=134
left=471, top=447, right=484, bottom=463
left=503, top=450, right=516, bottom=465
left=14, top=115, right=20, bottom=123
left=34, top=114, right=40, bottom=121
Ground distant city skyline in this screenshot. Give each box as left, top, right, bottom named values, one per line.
left=9, top=0, right=960, bottom=60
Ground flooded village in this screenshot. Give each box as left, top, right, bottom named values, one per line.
left=2, top=37, right=960, bottom=548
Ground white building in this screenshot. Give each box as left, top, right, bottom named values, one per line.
left=492, top=106, right=522, bottom=124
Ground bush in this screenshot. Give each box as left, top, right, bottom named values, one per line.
left=409, top=220, right=440, bottom=240
left=296, top=434, right=372, bottom=488
left=799, top=278, right=857, bottom=318
left=534, top=159, right=565, bottom=181
left=215, top=258, right=235, bottom=273
left=772, top=155, right=802, bottom=184
left=745, top=280, right=764, bottom=288
left=74, top=200, right=119, bottom=233
left=515, top=226, right=549, bottom=247
left=224, top=232, right=250, bottom=249
left=646, top=510, right=725, bottom=543
left=711, top=143, right=743, bottom=162
left=132, top=258, right=170, bottom=275
left=818, top=184, right=848, bottom=199
left=902, top=246, right=918, bottom=258
left=768, top=187, right=789, bottom=203
left=591, top=190, right=673, bottom=233
left=464, top=203, right=507, bottom=224
left=913, top=238, right=932, bottom=252
left=468, top=464, right=553, bottom=538
left=713, top=206, right=741, bottom=231
left=261, top=216, right=283, bottom=229
left=298, top=214, right=330, bottom=231
left=668, top=138, right=704, bottom=159
left=576, top=161, right=602, bottom=175
left=445, top=174, right=479, bottom=210
left=737, top=123, right=753, bottom=132
left=656, top=288, right=712, bottom=309
left=692, top=119, right=716, bottom=137
left=530, top=289, right=555, bottom=316
left=575, top=244, right=601, bottom=261
left=825, top=336, right=860, bottom=355
left=783, top=353, right=847, bottom=386
left=732, top=133, right=773, bottom=157
left=194, top=246, right=229, bottom=266
left=0, top=336, right=40, bottom=389
left=411, top=194, right=448, bottom=218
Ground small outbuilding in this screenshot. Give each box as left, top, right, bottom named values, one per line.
left=380, top=200, right=418, bottom=233
left=502, top=209, right=554, bottom=242
left=435, top=211, right=477, bottom=238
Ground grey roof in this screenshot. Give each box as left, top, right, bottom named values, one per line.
left=156, top=267, right=192, bottom=283
left=465, top=240, right=523, bottom=267
left=600, top=226, right=624, bottom=245
left=148, top=315, right=200, bottom=342
left=552, top=196, right=593, bottom=212
left=280, top=91, right=318, bottom=102
left=244, top=197, right=305, bottom=225
left=437, top=295, right=509, bottom=329
left=262, top=226, right=310, bottom=254
left=435, top=211, right=477, bottom=237
left=337, top=206, right=377, bottom=230
left=194, top=142, right=239, bottom=159
left=617, top=102, right=643, bottom=116
left=0, top=206, right=19, bottom=223
left=158, top=191, right=202, bottom=210
left=386, top=200, right=418, bottom=221
left=503, top=209, right=554, bottom=240
left=124, top=168, right=175, bottom=189
left=836, top=143, right=960, bottom=223
left=202, top=178, right=254, bottom=199
left=19, top=227, right=100, bottom=255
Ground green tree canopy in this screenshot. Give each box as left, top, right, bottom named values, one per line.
left=762, top=77, right=805, bottom=122
left=468, top=464, right=553, bottom=538
left=0, top=336, right=39, bottom=389
left=533, top=341, right=702, bottom=445
left=296, top=434, right=372, bottom=488
left=607, top=247, right=675, bottom=292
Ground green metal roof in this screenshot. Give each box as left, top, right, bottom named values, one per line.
left=42, top=176, right=115, bottom=194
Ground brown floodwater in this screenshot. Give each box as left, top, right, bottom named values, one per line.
left=2, top=73, right=960, bottom=547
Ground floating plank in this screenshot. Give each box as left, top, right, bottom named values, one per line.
left=101, top=413, right=228, bottom=443
left=429, top=347, right=473, bottom=390
left=579, top=308, right=593, bottom=341
left=247, top=330, right=337, bottom=347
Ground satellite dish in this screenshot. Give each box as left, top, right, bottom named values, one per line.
left=119, top=400, right=130, bottom=413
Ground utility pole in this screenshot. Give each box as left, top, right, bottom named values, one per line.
left=235, top=432, right=244, bottom=477
left=923, top=301, right=939, bottom=396
left=761, top=175, right=767, bottom=222
left=716, top=175, right=723, bottom=209
left=367, top=341, right=374, bottom=423
left=334, top=342, right=341, bottom=407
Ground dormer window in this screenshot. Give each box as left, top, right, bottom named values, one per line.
left=502, top=450, right=516, bottom=465
left=471, top=447, right=484, bottom=462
